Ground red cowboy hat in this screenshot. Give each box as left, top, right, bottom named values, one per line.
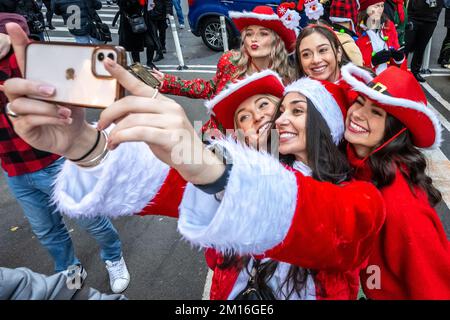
left=229, top=4, right=300, bottom=54
left=341, top=64, right=441, bottom=149
left=205, top=70, right=285, bottom=130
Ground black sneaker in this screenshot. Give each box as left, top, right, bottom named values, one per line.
left=413, top=73, right=426, bottom=83
left=162, top=47, right=167, bottom=54
left=47, top=23, right=55, bottom=30
left=147, top=62, right=159, bottom=71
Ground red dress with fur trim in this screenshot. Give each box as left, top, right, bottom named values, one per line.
left=140, top=165, right=385, bottom=300
left=356, top=20, right=407, bottom=73
left=347, top=145, right=450, bottom=299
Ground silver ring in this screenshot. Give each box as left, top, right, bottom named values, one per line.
left=5, top=103, right=19, bottom=118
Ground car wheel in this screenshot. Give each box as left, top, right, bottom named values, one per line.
left=201, top=17, right=232, bottom=51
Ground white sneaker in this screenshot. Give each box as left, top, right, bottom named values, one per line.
left=105, top=257, right=130, bottom=293
left=179, top=24, right=185, bottom=29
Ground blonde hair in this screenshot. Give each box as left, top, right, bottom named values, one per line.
left=233, top=94, right=281, bottom=130
left=232, top=28, right=295, bottom=83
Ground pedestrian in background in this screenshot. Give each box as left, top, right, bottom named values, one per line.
left=172, top=0, right=184, bottom=28
left=438, top=8, right=450, bottom=68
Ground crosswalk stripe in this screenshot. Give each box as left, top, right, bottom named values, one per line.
left=49, top=26, right=118, bottom=34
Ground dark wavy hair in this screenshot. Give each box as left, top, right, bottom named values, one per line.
left=368, top=114, right=442, bottom=207
left=220, top=96, right=352, bottom=299
left=295, top=24, right=349, bottom=80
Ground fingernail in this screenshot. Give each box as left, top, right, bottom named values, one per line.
left=104, top=58, right=115, bottom=68
left=97, top=122, right=103, bottom=131
left=57, top=107, right=71, bottom=118
left=38, top=85, right=55, bottom=96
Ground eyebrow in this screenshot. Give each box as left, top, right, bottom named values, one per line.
left=289, top=99, right=307, bottom=105
left=236, top=97, right=269, bottom=115
left=300, top=43, right=330, bottom=53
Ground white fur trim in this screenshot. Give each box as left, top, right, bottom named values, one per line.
left=284, top=77, right=345, bottom=145
left=341, top=63, right=442, bottom=149
left=229, top=11, right=280, bottom=22
left=204, top=70, right=284, bottom=115
left=178, top=137, right=298, bottom=256
left=52, top=133, right=170, bottom=219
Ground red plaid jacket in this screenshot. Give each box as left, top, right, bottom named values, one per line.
left=0, top=52, right=60, bottom=177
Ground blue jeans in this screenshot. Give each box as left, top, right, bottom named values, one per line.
left=172, top=0, right=184, bottom=25
left=4, top=158, right=122, bottom=272
left=74, top=35, right=102, bottom=44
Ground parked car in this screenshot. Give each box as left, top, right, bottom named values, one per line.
left=187, top=0, right=283, bottom=51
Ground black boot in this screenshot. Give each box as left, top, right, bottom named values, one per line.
left=413, top=72, right=426, bottom=83
left=153, top=52, right=164, bottom=62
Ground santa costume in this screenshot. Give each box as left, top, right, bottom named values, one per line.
left=52, top=72, right=385, bottom=300
left=355, top=0, right=407, bottom=74
left=341, top=64, right=450, bottom=299
left=158, top=3, right=299, bottom=102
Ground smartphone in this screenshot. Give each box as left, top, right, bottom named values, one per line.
left=127, top=63, right=161, bottom=89
left=24, top=42, right=126, bottom=108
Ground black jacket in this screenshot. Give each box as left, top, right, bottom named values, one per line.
left=53, top=0, right=102, bottom=36
left=16, top=0, right=45, bottom=35
left=148, top=0, right=166, bottom=20
left=0, top=0, right=18, bottom=12
left=408, top=0, right=444, bottom=22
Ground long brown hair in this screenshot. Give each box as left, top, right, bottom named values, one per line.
left=295, top=24, right=348, bottom=80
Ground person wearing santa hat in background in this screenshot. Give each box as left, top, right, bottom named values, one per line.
left=149, top=3, right=299, bottom=101
left=355, top=0, right=407, bottom=75
left=4, top=24, right=386, bottom=299
left=342, top=64, right=450, bottom=299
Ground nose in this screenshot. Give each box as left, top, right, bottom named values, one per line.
left=352, top=106, right=367, bottom=121
left=275, top=111, right=289, bottom=127
left=312, top=52, right=322, bottom=64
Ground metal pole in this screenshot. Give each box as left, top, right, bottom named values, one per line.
left=421, top=37, right=432, bottom=74
left=219, top=15, right=229, bottom=52
left=168, top=15, right=188, bottom=70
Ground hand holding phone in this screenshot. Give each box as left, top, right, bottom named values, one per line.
left=24, top=42, right=126, bottom=108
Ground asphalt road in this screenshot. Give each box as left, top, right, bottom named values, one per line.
left=0, top=2, right=449, bottom=300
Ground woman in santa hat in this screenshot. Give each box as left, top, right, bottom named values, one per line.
left=355, top=0, right=407, bottom=74
left=5, top=34, right=385, bottom=298
left=341, top=63, right=450, bottom=299
left=148, top=3, right=299, bottom=102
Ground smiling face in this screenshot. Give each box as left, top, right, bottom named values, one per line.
left=344, top=95, right=387, bottom=158
left=298, top=32, right=342, bottom=82
left=275, top=92, right=308, bottom=163
left=234, top=94, right=279, bottom=147
left=242, top=25, right=275, bottom=60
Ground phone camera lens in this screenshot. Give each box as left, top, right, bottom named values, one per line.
left=98, top=52, right=105, bottom=61
left=107, top=53, right=115, bottom=60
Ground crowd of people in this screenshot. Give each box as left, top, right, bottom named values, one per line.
left=0, top=0, right=450, bottom=300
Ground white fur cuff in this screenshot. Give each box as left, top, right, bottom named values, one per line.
left=52, top=141, right=170, bottom=219
left=178, top=138, right=298, bottom=256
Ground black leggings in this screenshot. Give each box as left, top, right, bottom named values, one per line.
left=131, top=48, right=155, bottom=65
left=405, top=19, right=437, bottom=73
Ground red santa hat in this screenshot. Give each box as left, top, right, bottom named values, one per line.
left=284, top=78, right=348, bottom=145
left=205, top=70, right=285, bottom=130
left=359, top=0, right=385, bottom=12
left=229, top=4, right=300, bottom=54
left=341, top=63, right=441, bottom=149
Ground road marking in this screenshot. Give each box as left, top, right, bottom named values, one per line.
left=157, top=65, right=217, bottom=69
left=423, top=73, right=450, bottom=77
left=422, top=83, right=450, bottom=113
left=49, top=26, right=118, bottom=34
left=158, top=69, right=217, bottom=74
left=428, top=102, right=450, bottom=132
left=430, top=68, right=450, bottom=73
left=202, top=269, right=213, bottom=300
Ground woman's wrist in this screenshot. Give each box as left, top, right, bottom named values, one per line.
left=64, top=124, right=100, bottom=160
left=179, top=148, right=226, bottom=185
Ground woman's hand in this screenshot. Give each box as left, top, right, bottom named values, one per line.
left=2, top=23, right=94, bottom=159
left=99, top=59, right=225, bottom=185
left=0, top=33, right=11, bottom=60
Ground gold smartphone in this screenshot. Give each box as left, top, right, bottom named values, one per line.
left=24, top=42, right=126, bottom=108
left=127, top=63, right=161, bottom=89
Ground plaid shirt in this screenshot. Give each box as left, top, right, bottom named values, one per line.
left=0, top=52, right=60, bottom=177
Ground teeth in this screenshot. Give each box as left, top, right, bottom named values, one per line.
left=259, top=123, right=271, bottom=133
left=350, top=121, right=368, bottom=133
left=280, top=133, right=297, bottom=139
left=312, top=66, right=326, bottom=73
